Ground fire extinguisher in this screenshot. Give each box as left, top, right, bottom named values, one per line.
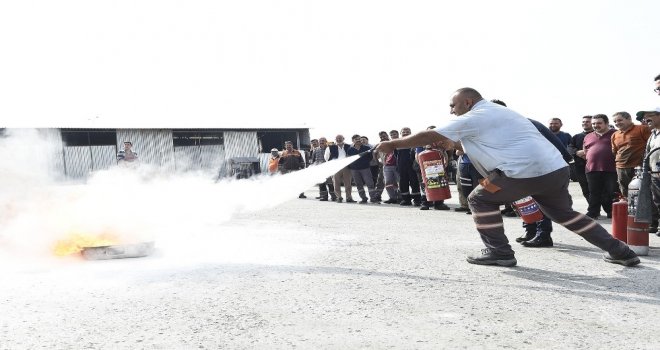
left=627, top=167, right=649, bottom=255
left=418, top=149, right=451, bottom=201
left=611, top=196, right=628, bottom=242
left=512, top=196, right=544, bottom=224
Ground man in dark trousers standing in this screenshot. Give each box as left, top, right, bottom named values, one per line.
left=396, top=127, right=422, bottom=206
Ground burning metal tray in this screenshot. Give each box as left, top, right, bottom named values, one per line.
left=81, top=241, right=155, bottom=260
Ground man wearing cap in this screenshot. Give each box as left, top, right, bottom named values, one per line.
left=267, top=148, right=281, bottom=174
left=654, top=74, right=660, bottom=96
left=640, top=107, right=660, bottom=236
left=376, top=87, right=640, bottom=267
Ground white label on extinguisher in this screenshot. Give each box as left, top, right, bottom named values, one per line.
left=423, top=160, right=447, bottom=189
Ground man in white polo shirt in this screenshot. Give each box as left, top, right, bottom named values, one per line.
left=376, top=87, right=640, bottom=267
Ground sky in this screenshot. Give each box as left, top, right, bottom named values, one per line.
left=1, top=0, right=658, bottom=142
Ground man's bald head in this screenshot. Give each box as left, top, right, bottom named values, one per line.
left=455, top=87, right=483, bottom=100
left=450, top=87, right=484, bottom=116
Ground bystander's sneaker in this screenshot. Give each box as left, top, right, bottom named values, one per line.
left=346, top=199, right=357, bottom=203
left=369, top=198, right=381, bottom=204
left=466, top=248, right=517, bottom=267
left=649, top=225, right=658, bottom=234
left=454, top=207, right=470, bottom=212
left=359, top=199, right=368, bottom=204
left=603, top=250, right=640, bottom=267
left=336, top=197, right=343, bottom=203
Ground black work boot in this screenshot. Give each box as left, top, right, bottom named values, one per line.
left=516, top=222, right=537, bottom=243
left=521, top=234, right=553, bottom=247
left=412, top=194, right=422, bottom=207
left=433, top=202, right=450, bottom=210
left=466, top=248, right=517, bottom=267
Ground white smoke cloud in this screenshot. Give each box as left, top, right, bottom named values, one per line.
left=0, top=129, right=359, bottom=268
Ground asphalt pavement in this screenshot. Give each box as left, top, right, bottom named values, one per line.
left=2, top=182, right=660, bottom=349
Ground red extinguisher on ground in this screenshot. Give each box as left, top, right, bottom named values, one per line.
left=611, top=195, right=628, bottom=242
left=418, top=149, right=451, bottom=201
left=512, top=196, right=544, bottom=224
left=627, top=167, right=649, bottom=255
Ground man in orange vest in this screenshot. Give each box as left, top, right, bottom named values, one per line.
left=267, top=148, right=280, bottom=174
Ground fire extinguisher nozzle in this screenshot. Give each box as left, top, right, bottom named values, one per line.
left=358, top=149, right=376, bottom=158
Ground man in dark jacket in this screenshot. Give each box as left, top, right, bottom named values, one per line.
left=346, top=135, right=379, bottom=203
left=568, top=116, right=594, bottom=202
left=396, top=127, right=422, bottom=206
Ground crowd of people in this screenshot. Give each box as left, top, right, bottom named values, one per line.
left=269, top=131, right=454, bottom=208
left=269, top=74, right=660, bottom=268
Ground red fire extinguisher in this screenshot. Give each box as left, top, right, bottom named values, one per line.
left=418, top=149, right=451, bottom=201
left=611, top=196, right=627, bottom=242
left=512, top=196, right=544, bottom=224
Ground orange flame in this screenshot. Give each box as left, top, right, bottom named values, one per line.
left=53, top=233, right=119, bottom=256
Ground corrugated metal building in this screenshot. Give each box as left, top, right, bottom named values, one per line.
left=21, top=127, right=310, bottom=180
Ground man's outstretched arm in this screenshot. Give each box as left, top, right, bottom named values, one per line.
left=375, top=130, right=452, bottom=154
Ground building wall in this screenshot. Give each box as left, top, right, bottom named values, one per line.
left=174, top=145, right=226, bottom=175
left=62, top=146, right=92, bottom=179
left=63, top=145, right=117, bottom=179
left=34, top=128, right=306, bottom=180
left=37, top=128, right=66, bottom=180
left=224, top=131, right=259, bottom=159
